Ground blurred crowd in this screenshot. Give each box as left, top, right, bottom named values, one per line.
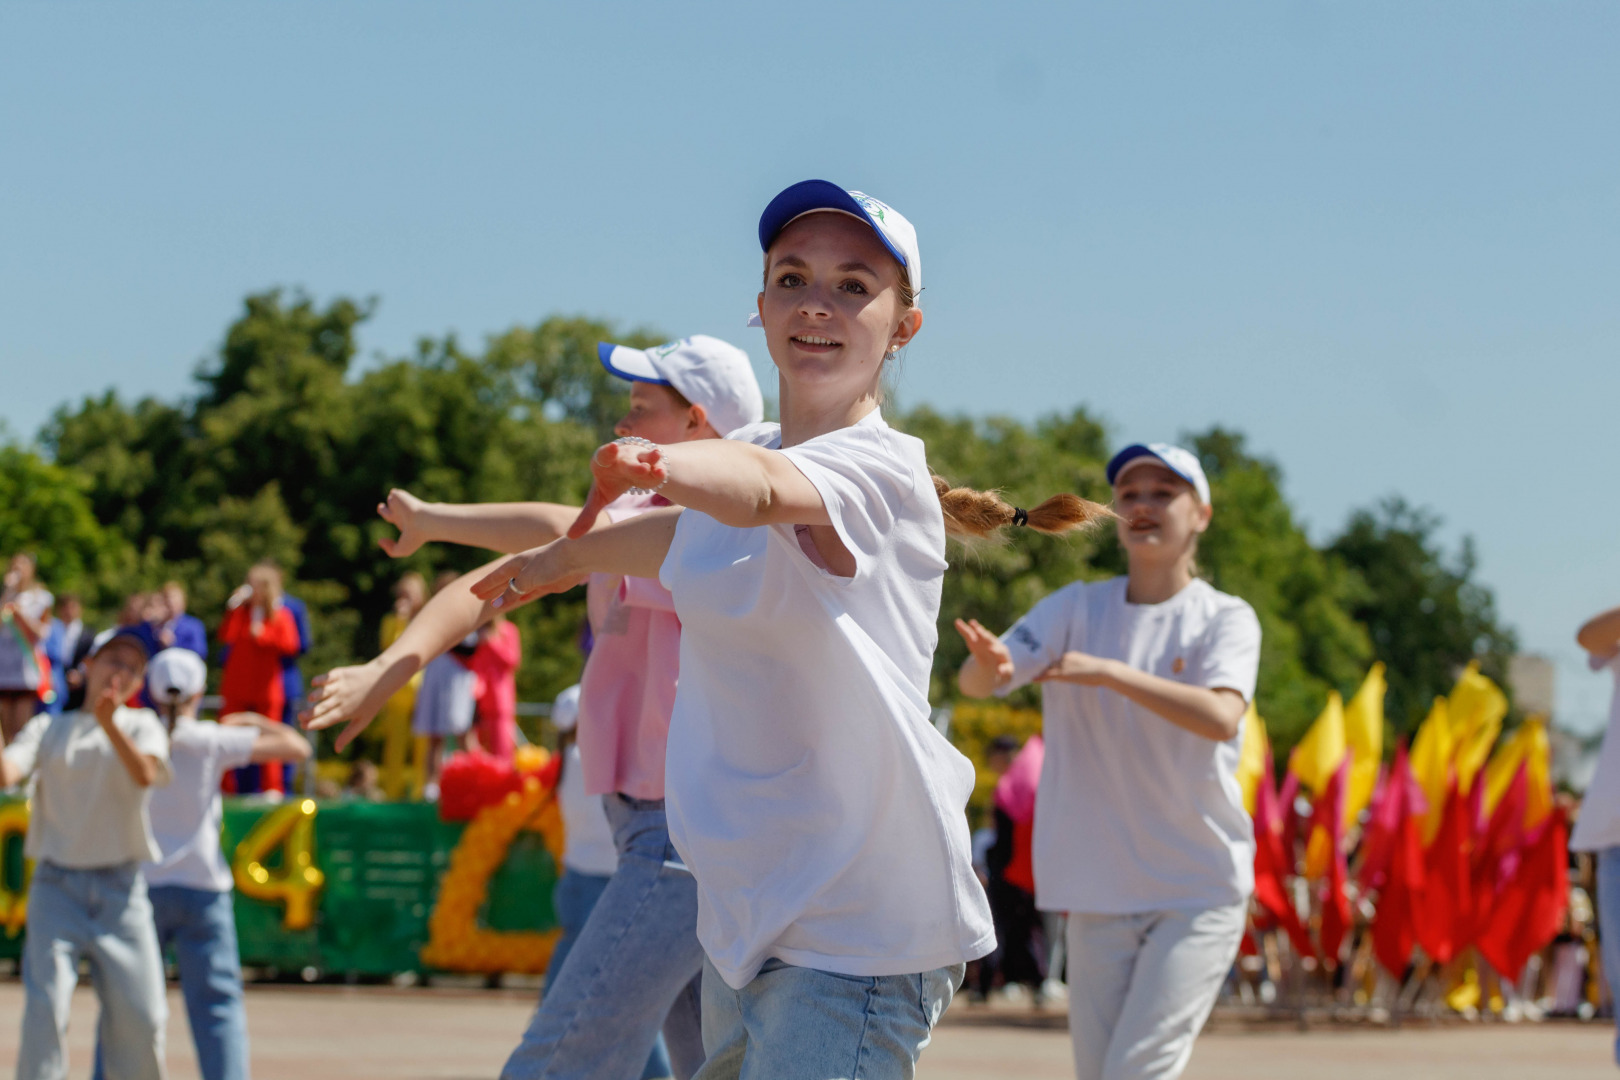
left=0, top=554, right=520, bottom=801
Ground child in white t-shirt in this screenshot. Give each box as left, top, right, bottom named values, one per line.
left=1, top=629, right=171, bottom=1080
left=956, top=442, right=1261, bottom=1080
left=95, top=648, right=310, bottom=1080
left=465, top=180, right=1106, bottom=1078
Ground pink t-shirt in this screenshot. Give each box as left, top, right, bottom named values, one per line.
left=576, top=493, right=681, bottom=800
left=470, top=620, right=521, bottom=760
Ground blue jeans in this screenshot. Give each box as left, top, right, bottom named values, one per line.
left=547, top=868, right=672, bottom=1080
left=1598, top=848, right=1620, bottom=1063
left=19, top=862, right=167, bottom=1080
left=694, top=958, right=962, bottom=1080
left=502, top=795, right=706, bottom=1080
left=93, top=886, right=251, bottom=1080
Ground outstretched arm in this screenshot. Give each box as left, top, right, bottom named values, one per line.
left=1578, top=605, right=1620, bottom=661
left=473, top=508, right=682, bottom=609
left=377, top=488, right=599, bottom=558
left=569, top=439, right=830, bottom=538
left=302, top=558, right=533, bottom=749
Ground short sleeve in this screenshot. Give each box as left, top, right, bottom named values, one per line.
left=777, top=423, right=917, bottom=584
left=1191, top=601, right=1262, bottom=702
left=618, top=576, right=677, bottom=614
left=1589, top=649, right=1620, bottom=674
left=217, top=725, right=260, bottom=772
left=995, top=585, right=1083, bottom=696
left=1, top=713, right=52, bottom=781
left=125, top=710, right=173, bottom=786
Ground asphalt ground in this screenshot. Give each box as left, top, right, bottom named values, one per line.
left=0, top=981, right=1612, bottom=1079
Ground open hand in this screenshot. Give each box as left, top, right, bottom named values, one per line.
left=470, top=545, right=588, bottom=610
left=1035, top=651, right=1115, bottom=686
left=301, top=661, right=400, bottom=751
left=377, top=488, right=430, bottom=558
left=954, top=618, right=1015, bottom=684
left=567, top=440, right=668, bottom=539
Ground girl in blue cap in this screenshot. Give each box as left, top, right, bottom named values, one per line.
left=955, top=444, right=1261, bottom=1080
left=466, top=180, right=1106, bottom=1079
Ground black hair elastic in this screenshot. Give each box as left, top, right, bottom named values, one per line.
left=1011, top=507, right=1029, bottom=527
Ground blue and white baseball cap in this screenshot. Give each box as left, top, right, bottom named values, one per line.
left=597, top=335, right=764, bottom=438
left=757, top=180, right=922, bottom=294
left=1106, top=443, right=1212, bottom=505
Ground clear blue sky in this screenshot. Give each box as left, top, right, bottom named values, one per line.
left=3, top=3, right=1615, bottom=730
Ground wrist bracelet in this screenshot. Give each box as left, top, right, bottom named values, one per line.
left=614, top=436, right=671, bottom=495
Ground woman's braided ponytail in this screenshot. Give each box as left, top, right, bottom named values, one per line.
left=932, top=475, right=1115, bottom=541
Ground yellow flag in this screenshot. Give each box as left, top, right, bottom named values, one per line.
left=1235, top=702, right=1269, bottom=816
left=1342, top=663, right=1387, bottom=826
left=1483, top=714, right=1554, bottom=830
left=1449, top=661, right=1507, bottom=794
left=1289, top=691, right=1347, bottom=797
left=1409, top=697, right=1453, bottom=845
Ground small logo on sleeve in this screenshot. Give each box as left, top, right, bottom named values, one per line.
left=1009, top=624, right=1041, bottom=655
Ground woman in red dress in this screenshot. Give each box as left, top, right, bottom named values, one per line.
left=218, top=561, right=302, bottom=792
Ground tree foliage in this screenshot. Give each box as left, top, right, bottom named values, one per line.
left=5, top=288, right=1519, bottom=760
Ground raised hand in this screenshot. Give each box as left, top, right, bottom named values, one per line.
left=567, top=440, right=668, bottom=539
left=954, top=618, right=1015, bottom=684
left=377, top=488, right=430, bottom=558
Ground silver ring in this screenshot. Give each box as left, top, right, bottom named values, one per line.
left=508, top=578, right=520, bottom=593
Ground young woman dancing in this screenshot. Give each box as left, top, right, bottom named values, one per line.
left=459, top=180, right=1106, bottom=1078
left=304, top=336, right=763, bottom=1080
left=956, top=443, right=1261, bottom=1080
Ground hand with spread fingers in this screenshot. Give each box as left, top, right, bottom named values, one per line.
left=301, top=659, right=409, bottom=751
left=567, top=440, right=669, bottom=539
left=954, top=618, right=1014, bottom=686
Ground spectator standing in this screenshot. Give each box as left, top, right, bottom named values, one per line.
left=411, top=631, right=478, bottom=803
left=218, top=563, right=302, bottom=796
left=0, top=552, right=53, bottom=743
left=981, top=734, right=1046, bottom=1003
left=1568, top=602, right=1620, bottom=1064
left=277, top=590, right=311, bottom=724
left=469, top=613, right=521, bottom=761
left=155, top=582, right=208, bottom=658
left=378, top=573, right=427, bottom=800
left=42, top=594, right=85, bottom=717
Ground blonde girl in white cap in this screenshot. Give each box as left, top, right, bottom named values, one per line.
left=461, top=180, right=1107, bottom=1079
left=305, top=336, right=763, bottom=1080
left=956, top=443, right=1261, bottom=1080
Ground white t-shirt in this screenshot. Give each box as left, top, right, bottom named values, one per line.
left=997, top=577, right=1261, bottom=914
left=660, top=410, right=995, bottom=990
left=2, top=706, right=172, bottom=868
left=1570, top=651, right=1620, bottom=852
left=145, top=717, right=259, bottom=891
left=557, top=744, right=619, bottom=877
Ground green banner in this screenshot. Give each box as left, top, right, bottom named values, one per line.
left=0, top=793, right=561, bottom=977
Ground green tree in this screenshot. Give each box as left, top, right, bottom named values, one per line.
left=0, top=443, right=132, bottom=600
left=1329, top=498, right=1518, bottom=732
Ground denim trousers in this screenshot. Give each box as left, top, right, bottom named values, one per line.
left=694, top=958, right=962, bottom=1080
left=93, top=886, right=251, bottom=1080
left=548, top=867, right=673, bottom=1080
left=502, top=795, right=706, bottom=1080
left=18, top=862, right=168, bottom=1080
left=1598, top=848, right=1620, bottom=1063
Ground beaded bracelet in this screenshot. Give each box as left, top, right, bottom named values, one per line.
left=614, top=436, right=671, bottom=495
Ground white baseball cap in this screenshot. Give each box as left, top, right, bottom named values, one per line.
left=551, top=684, right=582, bottom=734
left=597, top=335, right=764, bottom=438
left=148, top=647, right=207, bottom=703
left=757, top=180, right=922, bottom=295
left=1106, top=443, right=1212, bottom=505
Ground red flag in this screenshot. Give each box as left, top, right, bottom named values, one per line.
left=1309, top=760, right=1352, bottom=966
left=1251, top=756, right=1315, bottom=960
left=1475, top=809, right=1570, bottom=981
left=1369, top=743, right=1427, bottom=976
left=1412, top=781, right=1474, bottom=965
